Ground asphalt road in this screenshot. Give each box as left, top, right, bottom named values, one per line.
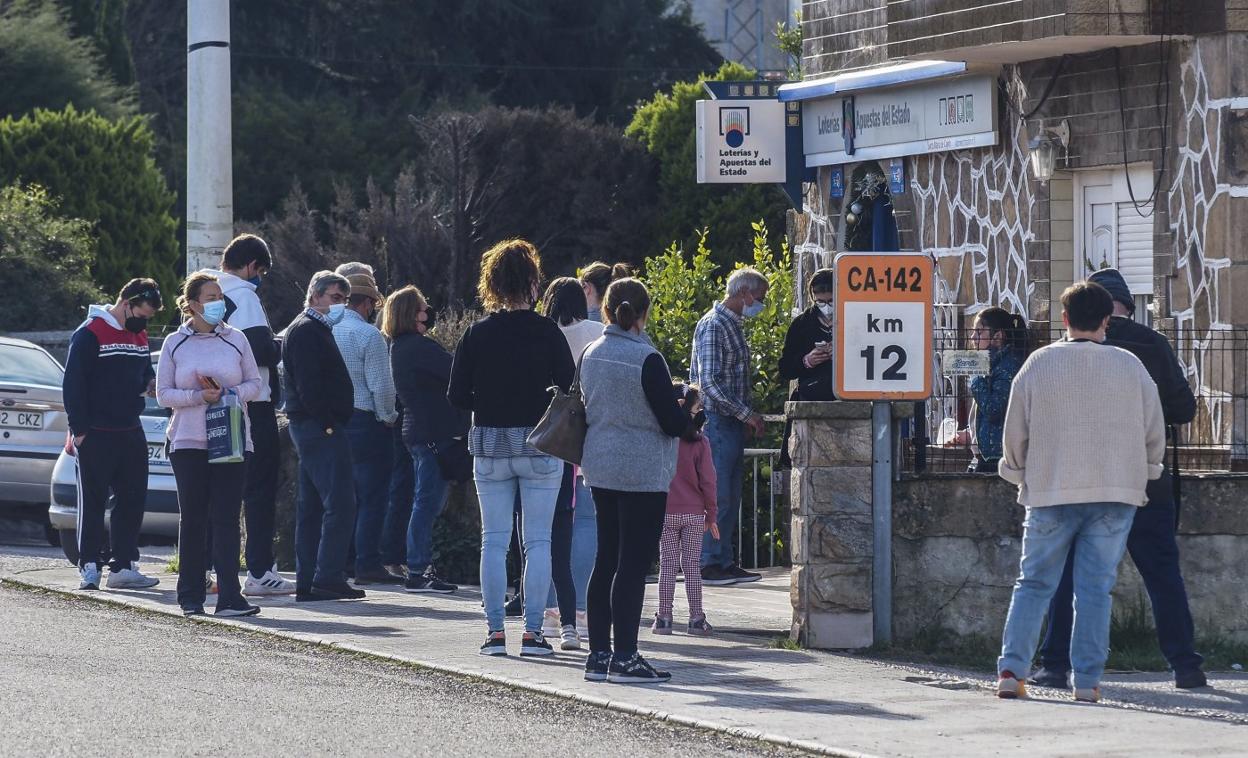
left=0, top=519, right=802, bottom=758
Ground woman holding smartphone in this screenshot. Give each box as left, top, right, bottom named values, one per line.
left=157, top=272, right=264, bottom=617
left=777, top=269, right=838, bottom=467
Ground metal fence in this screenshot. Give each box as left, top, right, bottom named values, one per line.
left=737, top=447, right=788, bottom=569
left=903, top=326, right=1248, bottom=474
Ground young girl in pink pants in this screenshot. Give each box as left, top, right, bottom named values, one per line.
left=653, top=383, right=718, bottom=636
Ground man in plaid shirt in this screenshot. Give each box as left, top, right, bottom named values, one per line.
left=689, top=268, right=769, bottom=587
left=333, top=270, right=402, bottom=586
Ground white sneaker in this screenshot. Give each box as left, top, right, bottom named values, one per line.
left=560, top=624, right=581, bottom=651
left=542, top=607, right=561, bottom=636
left=106, top=562, right=159, bottom=589
left=205, top=572, right=218, bottom=595
left=79, top=562, right=101, bottom=590
left=244, top=568, right=296, bottom=596
left=576, top=609, right=588, bottom=639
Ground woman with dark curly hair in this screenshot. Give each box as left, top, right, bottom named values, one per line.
left=448, top=239, right=576, bottom=657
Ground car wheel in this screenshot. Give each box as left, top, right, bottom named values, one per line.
left=45, top=522, right=61, bottom=547
left=59, top=530, right=80, bottom=566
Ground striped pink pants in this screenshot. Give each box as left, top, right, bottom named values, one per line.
left=657, top=512, right=705, bottom=620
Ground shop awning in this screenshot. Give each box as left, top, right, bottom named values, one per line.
left=777, top=60, right=968, bottom=102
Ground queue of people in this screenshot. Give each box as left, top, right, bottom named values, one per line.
left=64, top=227, right=1203, bottom=696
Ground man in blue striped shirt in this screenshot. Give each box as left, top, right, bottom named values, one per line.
left=689, top=268, right=768, bottom=587
left=333, top=271, right=402, bottom=585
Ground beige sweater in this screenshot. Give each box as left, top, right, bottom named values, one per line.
left=999, top=340, right=1166, bottom=508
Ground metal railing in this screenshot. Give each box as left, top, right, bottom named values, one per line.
left=903, top=326, right=1248, bottom=474
left=738, top=446, right=788, bottom=569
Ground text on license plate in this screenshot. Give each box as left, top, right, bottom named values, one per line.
left=0, top=410, right=42, bottom=430
left=147, top=443, right=168, bottom=462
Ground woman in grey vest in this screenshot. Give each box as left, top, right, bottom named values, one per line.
left=579, top=278, right=689, bottom=684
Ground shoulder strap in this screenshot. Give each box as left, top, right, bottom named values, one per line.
left=569, top=343, right=591, bottom=395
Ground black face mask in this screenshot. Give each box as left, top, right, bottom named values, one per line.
left=422, top=309, right=437, bottom=332
left=692, top=409, right=707, bottom=430
left=124, top=306, right=149, bottom=333
left=367, top=308, right=378, bottom=325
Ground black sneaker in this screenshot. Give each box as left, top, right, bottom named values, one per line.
left=584, top=651, right=611, bottom=681
left=480, top=631, right=507, bottom=656
left=1029, top=666, right=1070, bottom=689
left=353, top=567, right=406, bottom=585
left=607, top=652, right=671, bottom=684
left=700, top=565, right=736, bottom=586
left=504, top=592, right=523, bottom=617
left=405, top=572, right=457, bottom=594
left=310, top=581, right=366, bottom=600
left=181, top=604, right=205, bottom=617
left=520, top=631, right=554, bottom=656
left=726, top=564, right=761, bottom=584
left=1175, top=668, right=1208, bottom=689
left=214, top=599, right=261, bottom=618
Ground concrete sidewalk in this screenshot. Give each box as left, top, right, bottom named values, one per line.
left=5, top=565, right=1247, bottom=758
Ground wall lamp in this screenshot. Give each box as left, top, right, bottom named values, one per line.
left=1027, top=119, right=1070, bottom=184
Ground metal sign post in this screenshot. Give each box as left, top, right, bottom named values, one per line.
left=835, top=252, right=933, bottom=646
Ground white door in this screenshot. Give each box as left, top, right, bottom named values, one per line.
left=1075, top=167, right=1155, bottom=323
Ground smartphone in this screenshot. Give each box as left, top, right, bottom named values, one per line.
left=203, top=376, right=221, bottom=390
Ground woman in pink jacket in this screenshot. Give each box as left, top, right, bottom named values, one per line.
left=157, top=272, right=263, bottom=618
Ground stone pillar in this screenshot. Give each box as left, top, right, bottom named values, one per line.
left=788, top=400, right=906, bottom=649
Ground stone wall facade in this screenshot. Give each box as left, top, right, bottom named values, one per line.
left=892, top=472, right=1248, bottom=643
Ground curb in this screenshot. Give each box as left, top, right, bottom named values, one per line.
left=1, top=575, right=878, bottom=758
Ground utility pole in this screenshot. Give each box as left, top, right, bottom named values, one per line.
left=186, top=0, right=233, bottom=275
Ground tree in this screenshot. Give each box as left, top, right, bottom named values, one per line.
left=0, top=183, right=105, bottom=331
left=626, top=62, right=791, bottom=270
left=122, top=0, right=722, bottom=224
left=0, top=0, right=135, bottom=120
left=61, top=0, right=134, bottom=86
left=248, top=105, right=661, bottom=323
left=0, top=106, right=180, bottom=303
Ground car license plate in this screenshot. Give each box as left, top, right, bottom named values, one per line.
left=147, top=443, right=168, bottom=463
left=0, top=410, right=42, bottom=430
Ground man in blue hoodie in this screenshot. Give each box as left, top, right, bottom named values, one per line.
left=63, top=278, right=163, bottom=591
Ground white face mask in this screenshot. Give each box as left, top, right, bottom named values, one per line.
left=815, top=302, right=834, bottom=318
left=325, top=303, right=347, bottom=325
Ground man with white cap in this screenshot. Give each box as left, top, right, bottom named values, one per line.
left=332, top=268, right=402, bottom=585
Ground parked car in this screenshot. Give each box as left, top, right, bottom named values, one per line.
left=0, top=338, right=68, bottom=518
left=47, top=352, right=178, bottom=565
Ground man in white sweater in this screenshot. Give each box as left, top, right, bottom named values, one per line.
left=995, top=281, right=1166, bottom=703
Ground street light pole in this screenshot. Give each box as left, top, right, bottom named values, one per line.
left=186, top=0, right=233, bottom=275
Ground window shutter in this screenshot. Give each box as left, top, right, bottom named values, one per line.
left=1116, top=201, right=1154, bottom=295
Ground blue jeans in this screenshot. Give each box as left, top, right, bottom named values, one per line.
left=345, top=410, right=394, bottom=574
left=998, top=503, right=1137, bottom=689
left=476, top=455, right=562, bottom=633
left=701, top=412, right=745, bottom=570
left=288, top=417, right=357, bottom=588
left=1039, top=471, right=1203, bottom=674
left=381, top=425, right=414, bottom=566
left=545, top=467, right=596, bottom=617
left=406, top=443, right=449, bottom=575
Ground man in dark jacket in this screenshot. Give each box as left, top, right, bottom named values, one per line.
left=63, top=278, right=163, bottom=591
left=282, top=270, right=363, bottom=601
left=1032, top=268, right=1205, bottom=689
left=210, top=233, right=295, bottom=596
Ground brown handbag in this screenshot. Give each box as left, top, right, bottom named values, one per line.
left=527, top=347, right=589, bottom=464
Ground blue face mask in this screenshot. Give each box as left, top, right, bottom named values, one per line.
left=247, top=275, right=263, bottom=288
left=201, top=300, right=227, bottom=325
left=325, top=303, right=347, bottom=325
left=742, top=300, right=765, bottom=319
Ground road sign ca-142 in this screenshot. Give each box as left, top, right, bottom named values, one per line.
left=834, top=253, right=933, bottom=400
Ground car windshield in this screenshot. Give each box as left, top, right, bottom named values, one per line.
left=0, top=343, right=64, bottom=386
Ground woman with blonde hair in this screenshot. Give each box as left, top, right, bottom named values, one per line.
left=157, top=271, right=264, bottom=617
left=385, top=285, right=468, bottom=594
left=449, top=240, right=575, bottom=657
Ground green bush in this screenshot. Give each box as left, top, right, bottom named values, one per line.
left=0, top=105, right=179, bottom=305
left=641, top=220, right=794, bottom=415
left=0, top=1, right=135, bottom=120
left=626, top=62, right=791, bottom=271
left=0, top=183, right=105, bottom=331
